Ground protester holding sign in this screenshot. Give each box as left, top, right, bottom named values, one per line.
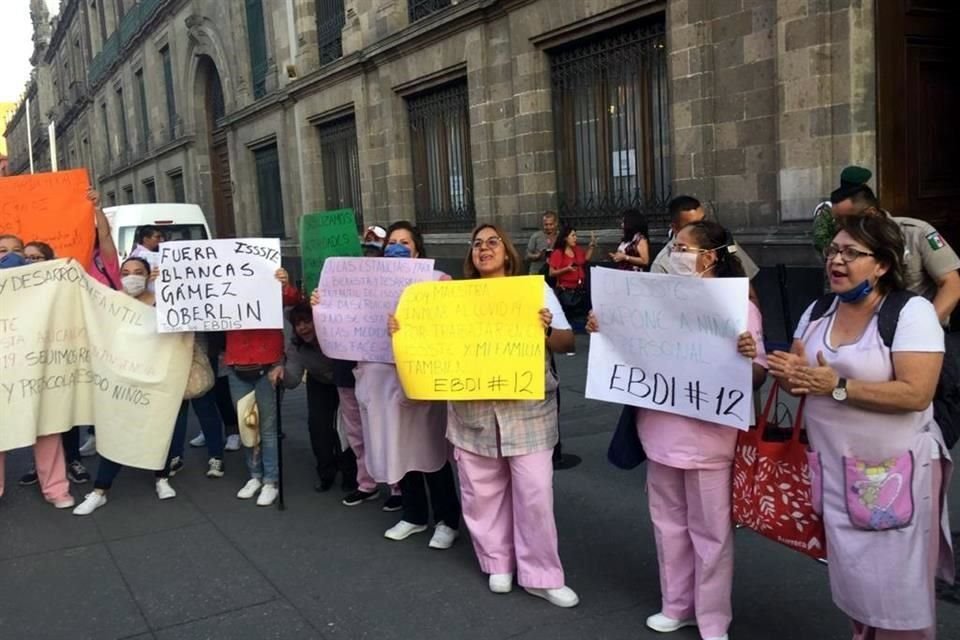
left=441, top=224, right=580, bottom=607
left=548, top=225, right=594, bottom=329
left=228, top=268, right=300, bottom=507
left=274, top=303, right=356, bottom=493
left=768, top=215, right=950, bottom=639
left=0, top=247, right=74, bottom=510
left=355, top=222, right=461, bottom=548
left=587, top=221, right=766, bottom=639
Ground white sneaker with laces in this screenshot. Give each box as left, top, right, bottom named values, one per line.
left=428, top=523, right=459, bottom=549
left=384, top=520, right=428, bottom=541
left=256, top=483, right=279, bottom=506
left=645, top=613, right=697, bottom=633
left=206, top=458, right=224, bottom=478
left=237, top=478, right=263, bottom=499
left=78, top=435, right=97, bottom=457
left=155, top=479, right=177, bottom=500
left=189, top=433, right=206, bottom=448
left=72, top=492, right=107, bottom=515
left=524, top=585, right=580, bottom=608
left=488, top=573, right=514, bottom=594
left=224, top=435, right=241, bottom=451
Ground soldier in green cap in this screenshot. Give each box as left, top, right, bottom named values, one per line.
left=826, top=166, right=960, bottom=326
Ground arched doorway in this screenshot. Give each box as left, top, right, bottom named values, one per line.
left=196, top=55, right=235, bottom=238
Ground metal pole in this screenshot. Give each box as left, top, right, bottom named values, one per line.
left=26, top=98, right=35, bottom=174
left=48, top=121, right=57, bottom=171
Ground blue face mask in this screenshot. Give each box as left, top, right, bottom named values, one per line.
left=0, top=252, right=27, bottom=269
left=837, top=279, right=874, bottom=303
left=383, top=243, right=412, bottom=258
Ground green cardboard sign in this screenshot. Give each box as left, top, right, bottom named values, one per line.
left=299, top=209, right=362, bottom=287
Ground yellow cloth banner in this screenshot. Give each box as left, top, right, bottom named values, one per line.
left=392, top=276, right=545, bottom=400
left=0, top=260, right=193, bottom=470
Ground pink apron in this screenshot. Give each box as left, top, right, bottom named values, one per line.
left=353, top=362, right=448, bottom=485
left=800, top=308, right=953, bottom=630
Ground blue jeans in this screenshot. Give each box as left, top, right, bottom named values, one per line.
left=227, top=368, right=279, bottom=483
left=172, top=390, right=225, bottom=460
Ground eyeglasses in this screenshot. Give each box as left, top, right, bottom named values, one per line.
left=25, top=255, right=45, bottom=262
left=823, top=245, right=874, bottom=263
left=668, top=243, right=706, bottom=254
left=472, top=236, right=502, bottom=250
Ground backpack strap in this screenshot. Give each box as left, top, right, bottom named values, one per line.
left=808, top=293, right=837, bottom=322
left=876, top=289, right=918, bottom=348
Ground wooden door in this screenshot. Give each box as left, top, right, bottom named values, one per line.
left=877, top=0, right=960, bottom=246
left=211, top=129, right=236, bottom=238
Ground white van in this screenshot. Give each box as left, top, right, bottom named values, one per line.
left=104, top=203, right=213, bottom=259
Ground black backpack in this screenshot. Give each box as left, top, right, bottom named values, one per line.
left=809, top=290, right=959, bottom=448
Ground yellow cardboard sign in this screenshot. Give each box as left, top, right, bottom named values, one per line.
left=392, top=276, right=545, bottom=400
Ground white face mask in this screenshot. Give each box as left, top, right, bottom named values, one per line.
left=122, top=274, right=147, bottom=297
left=668, top=251, right=699, bottom=276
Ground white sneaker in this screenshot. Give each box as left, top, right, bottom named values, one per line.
left=72, top=492, right=107, bottom=515
left=224, top=435, right=241, bottom=451
left=256, top=483, right=279, bottom=506
left=237, top=478, right=263, bottom=499
left=488, top=573, right=513, bottom=594
left=155, top=479, right=177, bottom=500
left=704, top=636, right=728, bottom=640
left=384, top=520, right=428, bottom=541
left=189, top=433, right=207, bottom=448
left=645, top=613, right=697, bottom=633
left=206, top=458, right=224, bottom=478
left=52, top=496, right=76, bottom=509
left=524, top=585, right=580, bottom=608
left=428, top=523, right=459, bottom=549
left=78, top=435, right=97, bottom=457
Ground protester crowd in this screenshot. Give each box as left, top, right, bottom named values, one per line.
left=1, top=164, right=958, bottom=640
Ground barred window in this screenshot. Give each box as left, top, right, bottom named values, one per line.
left=407, top=81, right=475, bottom=232
left=408, top=0, right=452, bottom=23
left=318, top=116, right=363, bottom=228
left=550, top=21, right=671, bottom=228
left=316, top=0, right=344, bottom=65
left=254, top=143, right=286, bottom=237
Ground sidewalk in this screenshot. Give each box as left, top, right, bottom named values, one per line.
left=1, top=336, right=957, bottom=640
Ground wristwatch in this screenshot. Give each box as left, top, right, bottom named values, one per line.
left=831, top=378, right=848, bottom=402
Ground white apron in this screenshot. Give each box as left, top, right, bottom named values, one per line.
left=800, top=308, right=953, bottom=629
left=353, top=362, right=448, bottom=485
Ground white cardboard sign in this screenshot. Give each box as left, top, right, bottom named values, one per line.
left=585, top=268, right=753, bottom=430
left=156, top=238, right=283, bottom=333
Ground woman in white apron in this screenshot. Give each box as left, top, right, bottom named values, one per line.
left=770, top=215, right=952, bottom=639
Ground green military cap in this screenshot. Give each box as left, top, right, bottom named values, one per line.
left=830, top=165, right=872, bottom=204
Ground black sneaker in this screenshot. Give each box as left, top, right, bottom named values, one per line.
left=67, top=461, right=91, bottom=484
left=18, top=470, right=38, bottom=486
left=342, top=489, right=380, bottom=507
left=169, top=456, right=184, bottom=477
left=382, top=495, right=403, bottom=512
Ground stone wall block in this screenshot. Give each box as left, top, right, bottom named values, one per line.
left=736, top=115, right=775, bottom=147
left=711, top=11, right=754, bottom=43
left=784, top=14, right=829, bottom=51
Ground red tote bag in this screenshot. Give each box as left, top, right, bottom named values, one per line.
left=732, top=384, right=826, bottom=560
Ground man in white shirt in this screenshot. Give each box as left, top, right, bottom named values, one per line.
left=129, top=225, right=166, bottom=269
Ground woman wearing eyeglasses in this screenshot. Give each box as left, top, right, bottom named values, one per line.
left=436, top=224, right=580, bottom=607
left=354, top=221, right=462, bottom=549
left=587, top=221, right=766, bottom=640
left=769, top=215, right=950, bottom=639
left=23, top=241, right=55, bottom=262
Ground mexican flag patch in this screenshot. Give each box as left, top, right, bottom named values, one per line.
left=927, top=231, right=946, bottom=250
left=927, top=231, right=947, bottom=251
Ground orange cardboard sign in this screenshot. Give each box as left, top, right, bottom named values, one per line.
left=0, top=169, right=94, bottom=266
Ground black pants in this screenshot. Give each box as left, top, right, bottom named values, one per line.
left=62, top=426, right=83, bottom=464
left=214, top=375, right=239, bottom=437
left=306, top=375, right=356, bottom=483
left=399, top=462, right=461, bottom=529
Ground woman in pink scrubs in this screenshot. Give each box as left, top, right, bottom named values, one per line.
left=588, top=220, right=767, bottom=640
left=769, top=215, right=951, bottom=639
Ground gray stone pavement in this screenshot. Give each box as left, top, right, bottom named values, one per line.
left=1, top=335, right=958, bottom=640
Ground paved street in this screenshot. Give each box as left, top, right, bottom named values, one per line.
left=1, top=336, right=958, bottom=640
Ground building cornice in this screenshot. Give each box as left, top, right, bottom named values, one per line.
left=44, top=0, right=81, bottom=64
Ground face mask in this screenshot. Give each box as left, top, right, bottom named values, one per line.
left=667, top=228, right=674, bottom=240
left=0, top=252, right=27, bottom=269
left=668, top=251, right=699, bottom=276
left=384, top=243, right=412, bottom=258
left=837, top=279, right=874, bottom=303
left=122, top=274, right=147, bottom=297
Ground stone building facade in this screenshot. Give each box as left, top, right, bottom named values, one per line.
left=4, top=0, right=956, bottom=274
